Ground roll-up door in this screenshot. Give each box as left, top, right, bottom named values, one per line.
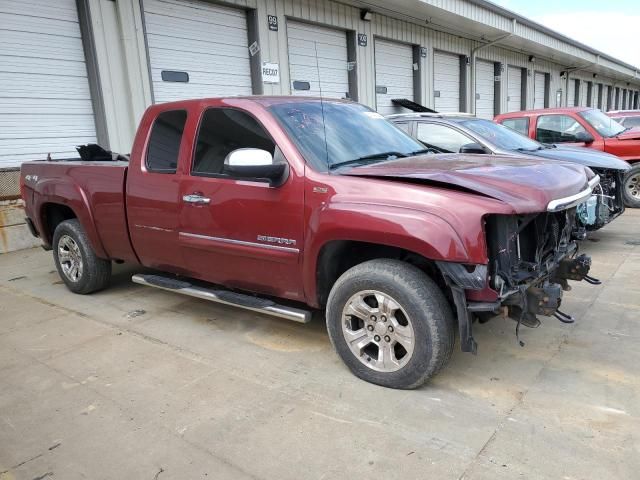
left=287, top=21, right=349, bottom=99
left=534, top=72, right=546, bottom=109
left=434, top=51, right=460, bottom=112
left=374, top=39, right=414, bottom=115
left=506, top=66, right=522, bottom=112
left=580, top=81, right=588, bottom=106
left=0, top=0, right=97, bottom=167
left=475, top=59, right=495, bottom=119
left=143, top=0, right=252, bottom=103
left=568, top=79, right=576, bottom=107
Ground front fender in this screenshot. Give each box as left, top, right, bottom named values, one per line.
left=33, top=178, right=107, bottom=258
left=303, top=202, right=486, bottom=306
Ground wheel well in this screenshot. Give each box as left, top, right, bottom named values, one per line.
left=42, top=203, right=76, bottom=241
left=315, top=240, right=444, bottom=307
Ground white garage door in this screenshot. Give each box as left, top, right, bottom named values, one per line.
left=287, top=21, right=349, bottom=99
left=475, top=60, right=494, bottom=119
left=580, top=82, right=589, bottom=106
left=374, top=39, right=414, bottom=115
left=568, top=79, right=576, bottom=107
left=144, top=0, right=252, bottom=103
left=506, top=66, right=522, bottom=112
left=534, top=72, right=546, bottom=109
left=0, top=0, right=97, bottom=167
left=434, top=51, right=460, bottom=112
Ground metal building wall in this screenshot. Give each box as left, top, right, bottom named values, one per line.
left=85, top=0, right=640, bottom=153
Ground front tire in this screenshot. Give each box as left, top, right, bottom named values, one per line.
left=623, top=164, right=640, bottom=208
left=52, top=219, right=111, bottom=294
left=326, top=259, right=455, bottom=389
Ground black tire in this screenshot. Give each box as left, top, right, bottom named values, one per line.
left=326, top=259, right=455, bottom=389
left=623, top=164, right=640, bottom=208
left=52, top=219, right=111, bottom=294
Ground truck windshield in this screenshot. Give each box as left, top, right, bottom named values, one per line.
left=459, top=118, right=542, bottom=151
left=269, top=101, right=424, bottom=171
left=578, top=109, right=626, bottom=137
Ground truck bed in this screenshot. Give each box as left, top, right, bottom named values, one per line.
left=21, top=160, right=138, bottom=263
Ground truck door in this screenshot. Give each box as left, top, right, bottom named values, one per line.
left=127, top=109, right=188, bottom=272
left=178, top=107, right=305, bottom=302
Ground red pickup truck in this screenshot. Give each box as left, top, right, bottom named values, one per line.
left=21, top=97, right=599, bottom=389
left=495, top=107, right=640, bottom=208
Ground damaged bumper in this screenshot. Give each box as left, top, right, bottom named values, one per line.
left=437, top=207, right=600, bottom=354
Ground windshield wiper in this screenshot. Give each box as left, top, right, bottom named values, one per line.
left=329, top=151, right=408, bottom=170
left=615, top=127, right=631, bottom=137
left=515, top=147, right=543, bottom=152
left=410, top=147, right=442, bottom=155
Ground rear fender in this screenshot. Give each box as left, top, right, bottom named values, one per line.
left=34, top=178, right=107, bottom=258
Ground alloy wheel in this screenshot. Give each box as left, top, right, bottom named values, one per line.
left=341, top=290, right=415, bottom=372
left=58, top=234, right=84, bottom=282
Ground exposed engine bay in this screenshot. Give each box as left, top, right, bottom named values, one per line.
left=576, top=169, right=625, bottom=231
left=439, top=207, right=600, bottom=354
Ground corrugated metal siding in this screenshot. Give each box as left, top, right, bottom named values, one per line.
left=0, top=0, right=97, bottom=167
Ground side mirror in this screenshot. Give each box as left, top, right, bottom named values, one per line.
left=574, top=131, right=595, bottom=144
left=224, top=148, right=288, bottom=187
left=459, top=142, right=487, bottom=154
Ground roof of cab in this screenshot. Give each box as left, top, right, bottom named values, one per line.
left=147, top=96, right=353, bottom=110
left=496, top=106, right=593, bottom=118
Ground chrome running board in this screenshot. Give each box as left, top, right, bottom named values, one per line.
left=132, top=274, right=311, bottom=324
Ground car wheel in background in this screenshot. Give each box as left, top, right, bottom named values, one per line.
left=623, top=164, right=640, bottom=208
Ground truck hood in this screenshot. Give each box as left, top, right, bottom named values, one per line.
left=525, top=145, right=631, bottom=171
left=341, top=154, right=594, bottom=213
left=615, top=127, right=640, bottom=141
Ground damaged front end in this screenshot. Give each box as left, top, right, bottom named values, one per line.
left=576, top=169, right=625, bottom=233
left=438, top=205, right=600, bottom=354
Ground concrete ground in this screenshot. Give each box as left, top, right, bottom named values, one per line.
left=1, top=211, right=639, bottom=480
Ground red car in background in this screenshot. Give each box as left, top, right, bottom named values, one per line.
left=495, top=107, right=640, bottom=207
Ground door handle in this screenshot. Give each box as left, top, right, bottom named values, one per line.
left=182, top=194, right=211, bottom=205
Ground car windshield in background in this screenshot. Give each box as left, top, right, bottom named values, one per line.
left=269, top=101, right=424, bottom=171
left=459, top=118, right=542, bottom=151
left=579, top=109, right=626, bottom=137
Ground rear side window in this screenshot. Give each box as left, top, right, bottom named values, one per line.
left=536, top=115, right=586, bottom=143
left=146, top=110, right=187, bottom=173
left=501, top=118, right=529, bottom=136
left=416, top=123, right=473, bottom=153
left=620, top=117, right=640, bottom=129
left=192, top=108, right=275, bottom=176
left=394, top=122, right=411, bottom=134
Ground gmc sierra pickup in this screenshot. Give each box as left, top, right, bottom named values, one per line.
left=21, top=97, right=600, bottom=389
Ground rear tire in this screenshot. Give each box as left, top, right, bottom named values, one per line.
left=52, top=219, right=111, bottom=294
left=326, top=259, right=455, bottom=389
left=623, top=164, right=640, bottom=208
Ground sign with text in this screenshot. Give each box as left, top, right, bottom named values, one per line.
left=267, top=15, right=278, bottom=31
left=262, top=62, right=280, bottom=84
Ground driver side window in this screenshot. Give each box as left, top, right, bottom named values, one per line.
left=536, top=115, right=586, bottom=143
left=416, top=123, right=474, bottom=153
left=192, top=108, right=277, bottom=177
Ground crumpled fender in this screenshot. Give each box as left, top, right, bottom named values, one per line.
left=303, top=201, right=481, bottom=307
left=33, top=177, right=107, bottom=258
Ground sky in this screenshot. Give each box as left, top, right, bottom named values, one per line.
left=489, top=0, right=640, bottom=68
